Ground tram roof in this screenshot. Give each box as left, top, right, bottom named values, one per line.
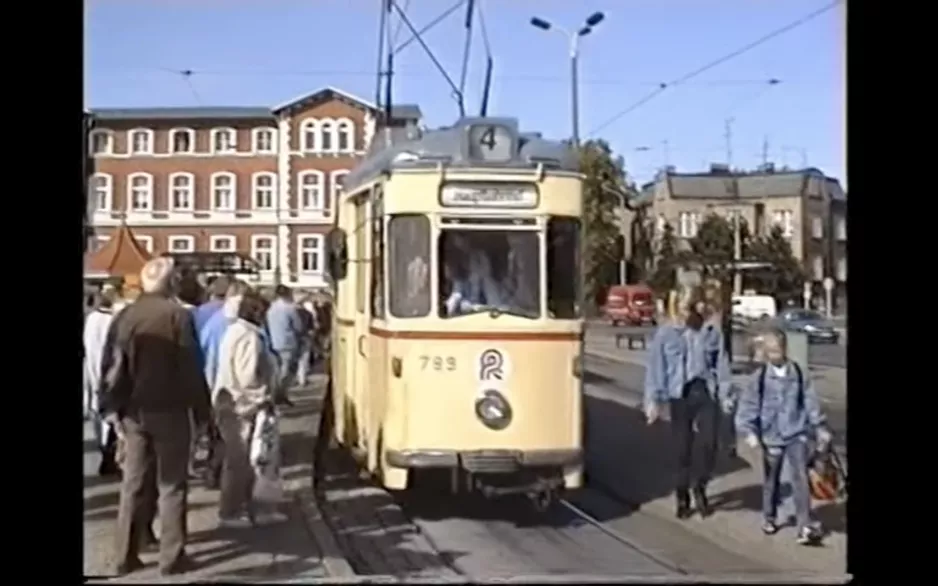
left=344, top=117, right=579, bottom=193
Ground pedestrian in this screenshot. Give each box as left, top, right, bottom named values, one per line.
left=696, top=299, right=738, bottom=459
left=213, top=290, right=286, bottom=527
left=734, top=327, right=830, bottom=545
left=644, top=290, right=733, bottom=520
left=312, top=297, right=332, bottom=366
left=194, top=275, right=231, bottom=334
left=295, top=295, right=316, bottom=387
left=99, top=257, right=212, bottom=576
left=265, top=285, right=305, bottom=406
left=84, top=290, right=118, bottom=476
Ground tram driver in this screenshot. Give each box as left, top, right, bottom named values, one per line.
left=441, top=233, right=505, bottom=316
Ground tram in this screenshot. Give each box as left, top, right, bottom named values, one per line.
left=325, top=117, right=584, bottom=509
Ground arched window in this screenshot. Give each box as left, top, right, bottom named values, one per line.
left=168, top=172, right=195, bottom=211
left=319, top=119, right=334, bottom=152
left=128, top=129, right=154, bottom=155
left=252, top=172, right=277, bottom=209
left=210, top=172, right=237, bottom=211
left=336, top=118, right=355, bottom=152
left=89, top=130, right=114, bottom=155
left=297, top=170, right=325, bottom=210
left=211, top=128, right=237, bottom=154
left=169, top=128, right=195, bottom=154
left=89, top=173, right=112, bottom=212
left=302, top=120, right=318, bottom=152
left=127, top=173, right=153, bottom=212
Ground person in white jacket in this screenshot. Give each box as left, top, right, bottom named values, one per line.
left=213, top=291, right=285, bottom=528
left=84, top=291, right=117, bottom=475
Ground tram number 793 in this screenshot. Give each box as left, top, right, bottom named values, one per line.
left=419, top=355, right=457, bottom=372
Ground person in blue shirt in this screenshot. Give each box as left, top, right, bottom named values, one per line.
left=645, top=292, right=733, bottom=520
left=194, top=276, right=231, bottom=334
left=266, top=285, right=305, bottom=406
left=200, top=281, right=250, bottom=389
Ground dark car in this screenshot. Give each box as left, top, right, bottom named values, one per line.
left=775, top=309, right=840, bottom=344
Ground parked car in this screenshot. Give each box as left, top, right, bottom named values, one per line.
left=774, top=308, right=840, bottom=344
left=602, top=284, right=657, bottom=327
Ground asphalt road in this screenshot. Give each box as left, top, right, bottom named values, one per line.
left=586, top=323, right=846, bottom=369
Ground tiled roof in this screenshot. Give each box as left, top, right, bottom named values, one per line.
left=84, top=224, right=152, bottom=277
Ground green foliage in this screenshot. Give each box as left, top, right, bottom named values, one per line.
left=648, top=222, right=678, bottom=296
left=686, top=214, right=753, bottom=280
left=747, top=225, right=806, bottom=302
left=579, top=139, right=625, bottom=310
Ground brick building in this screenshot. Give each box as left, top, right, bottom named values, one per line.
left=86, top=87, right=420, bottom=289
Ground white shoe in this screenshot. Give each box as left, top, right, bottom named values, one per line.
left=218, top=515, right=252, bottom=529
left=254, top=511, right=288, bottom=525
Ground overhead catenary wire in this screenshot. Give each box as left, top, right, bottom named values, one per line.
left=587, top=0, right=843, bottom=137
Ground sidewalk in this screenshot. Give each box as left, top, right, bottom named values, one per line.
left=581, top=344, right=848, bottom=578
left=83, top=379, right=354, bottom=582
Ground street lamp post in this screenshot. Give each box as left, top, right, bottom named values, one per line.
left=530, top=11, right=605, bottom=147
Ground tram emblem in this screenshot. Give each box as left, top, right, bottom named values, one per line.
left=478, top=349, right=506, bottom=381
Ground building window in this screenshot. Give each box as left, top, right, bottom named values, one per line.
left=252, top=172, right=276, bottom=210
left=319, top=120, right=334, bottom=152
left=134, top=235, right=154, bottom=253
left=835, top=216, right=847, bottom=241
left=129, top=129, right=154, bottom=155
left=336, top=118, right=355, bottom=152
left=678, top=212, right=699, bottom=238
left=331, top=170, right=348, bottom=206
left=211, top=128, right=237, bottom=154
left=771, top=210, right=794, bottom=238
left=298, top=170, right=324, bottom=210
left=835, top=257, right=847, bottom=281
left=252, top=128, right=276, bottom=154
left=211, top=172, right=236, bottom=211
left=302, top=120, right=319, bottom=152
left=89, top=130, right=113, bottom=155
left=168, top=172, right=194, bottom=211
left=811, top=216, right=824, bottom=239
left=168, top=235, right=195, bottom=253
left=298, top=234, right=324, bottom=273
left=169, top=128, right=195, bottom=154
left=210, top=235, right=236, bottom=252
left=127, top=173, right=153, bottom=212
left=812, top=255, right=824, bottom=281
left=251, top=235, right=274, bottom=271
left=89, top=173, right=112, bottom=212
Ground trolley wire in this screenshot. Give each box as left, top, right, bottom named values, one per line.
left=587, top=0, right=843, bottom=137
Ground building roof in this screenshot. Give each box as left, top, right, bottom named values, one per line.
left=660, top=167, right=835, bottom=200
left=84, top=223, right=152, bottom=278
left=88, top=86, right=422, bottom=123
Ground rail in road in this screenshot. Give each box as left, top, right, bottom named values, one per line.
left=586, top=323, right=846, bottom=369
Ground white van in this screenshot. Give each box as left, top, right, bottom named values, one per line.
left=731, top=295, right=778, bottom=321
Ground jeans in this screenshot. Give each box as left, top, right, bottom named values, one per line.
left=275, top=347, right=299, bottom=401
left=670, top=378, right=719, bottom=494
left=762, top=440, right=812, bottom=531
left=296, top=340, right=311, bottom=385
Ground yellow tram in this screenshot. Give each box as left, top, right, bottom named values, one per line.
left=325, top=118, right=584, bottom=509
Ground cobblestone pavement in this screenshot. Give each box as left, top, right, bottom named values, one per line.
left=581, top=341, right=848, bottom=579
left=83, top=379, right=350, bottom=582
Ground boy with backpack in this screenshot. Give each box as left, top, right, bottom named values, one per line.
left=734, top=328, right=832, bottom=545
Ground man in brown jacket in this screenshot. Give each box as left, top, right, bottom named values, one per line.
left=100, top=257, right=211, bottom=576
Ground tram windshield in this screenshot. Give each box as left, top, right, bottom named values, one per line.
left=438, top=229, right=541, bottom=319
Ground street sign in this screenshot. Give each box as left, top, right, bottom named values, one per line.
left=823, top=277, right=835, bottom=291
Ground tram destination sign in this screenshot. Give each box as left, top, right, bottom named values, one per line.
left=440, top=184, right=539, bottom=209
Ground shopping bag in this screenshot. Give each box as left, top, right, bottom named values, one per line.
left=252, top=467, right=285, bottom=504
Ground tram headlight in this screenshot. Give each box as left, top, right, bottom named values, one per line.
left=474, top=390, right=512, bottom=430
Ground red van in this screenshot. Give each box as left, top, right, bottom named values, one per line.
left=603, top=284, right=657, bottom=326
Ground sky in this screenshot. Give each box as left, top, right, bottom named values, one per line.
left=85, top=0, right=845, bottom=187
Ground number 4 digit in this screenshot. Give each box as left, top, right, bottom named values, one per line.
left=479, top=126, right=497, bottom=150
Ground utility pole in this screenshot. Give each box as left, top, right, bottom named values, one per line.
left=724, top=118, right=734, bottom=168
left=733, top=212, right=743, bottom=295
left=761, top=135, right=770, bottom=167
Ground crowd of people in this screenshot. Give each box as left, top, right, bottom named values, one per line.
left=82, top=259, right=330, bottom=577
left=643, top=289, right=833, bottom=546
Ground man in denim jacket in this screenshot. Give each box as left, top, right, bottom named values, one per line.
left=644, top=297, right=734, bottom=519
left=735, top=328, right=831, bottom=545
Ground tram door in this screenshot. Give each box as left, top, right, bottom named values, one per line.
left=352, top=196, right=371, bottom=451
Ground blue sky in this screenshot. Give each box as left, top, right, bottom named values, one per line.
left=86, top=0, right=844, bottom=186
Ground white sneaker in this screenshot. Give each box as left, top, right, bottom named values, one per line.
left=254, top=511, right=288, bottom=525
left=218, top=515, right=252, bottom=529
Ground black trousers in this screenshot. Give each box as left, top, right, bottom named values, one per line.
left=670, top=378, right=719, bottom=494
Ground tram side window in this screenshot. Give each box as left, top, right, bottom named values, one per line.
left=547, top=216, right=581, bottom=319
left=371, top=204, right=385, bottom=318
left=388, top=214, right=431, bottom=318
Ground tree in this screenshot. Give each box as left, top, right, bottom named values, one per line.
left=648, top=222, right=679, bottom=296
left=747, top=225, right=805, bottom=303
left=579, top=140, right=626, bottom=311
left=628, top=206, right=654, bottom=283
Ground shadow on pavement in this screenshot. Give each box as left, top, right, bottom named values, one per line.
left=315, top=446, right=468, bottom=577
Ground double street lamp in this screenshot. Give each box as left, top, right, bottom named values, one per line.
left=530, top=11, right=605, bottom=147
